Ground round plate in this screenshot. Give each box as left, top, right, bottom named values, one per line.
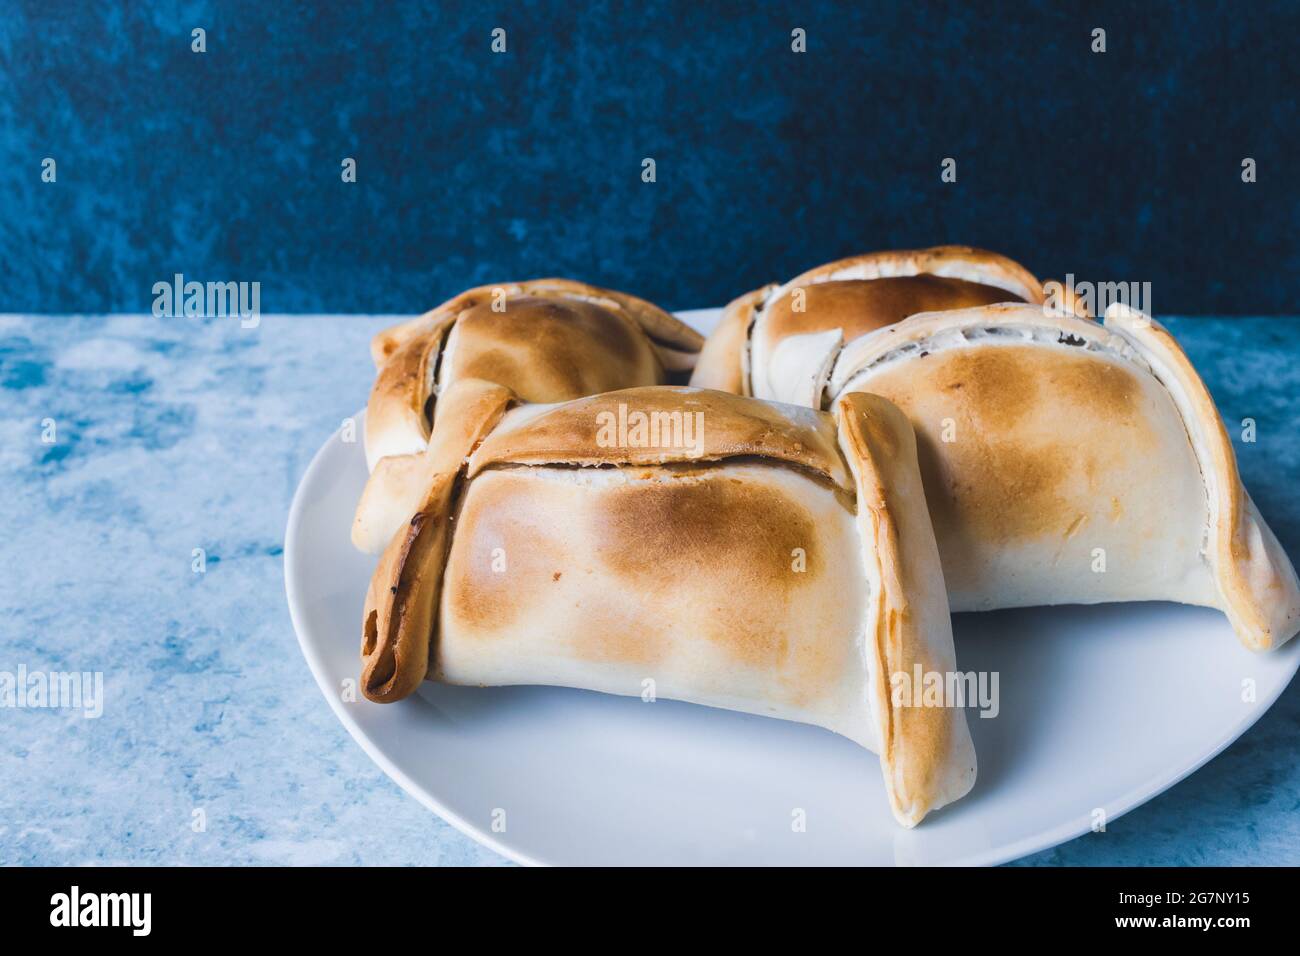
left=284, top=308, right=1300, bottom=865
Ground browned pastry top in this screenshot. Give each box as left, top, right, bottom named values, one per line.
left=363, top=279, right=704, bottom=470
left=441, top=295, right=661, bottom=404
left=468, top=385, right=852, bottom=490
left=765, top=274, right=1023, bottom=345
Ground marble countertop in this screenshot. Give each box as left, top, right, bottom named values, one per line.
left=2, top=313, right=1297, bottom=866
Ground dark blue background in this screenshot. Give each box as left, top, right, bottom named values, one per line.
left=1, top=0, right=1296, bottom=314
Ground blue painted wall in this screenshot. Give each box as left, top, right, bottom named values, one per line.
left=0, top=0, right=1296, bottom=314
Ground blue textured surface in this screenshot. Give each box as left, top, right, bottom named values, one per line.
left=0, top=312, right=1296, bottom=866
left=1, top=1, right=1298, bottom=315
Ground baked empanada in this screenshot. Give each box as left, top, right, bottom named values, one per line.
left=692, top=245, right=1084, bottom=405
left=697, top=255, right=1300, bottom=651
left=354, top=280, right=703, bottom=551
left=359, top=386, right=977, bottom=826
left=364, top=278, right=703, bottom=470
left=832, top=303, right=1300, bottom=648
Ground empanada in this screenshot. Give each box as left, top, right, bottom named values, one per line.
left=354, top=280, right=703, bottom=551
left=696, top=254, right=1300, bottom=651
left=364, top=278, right=703, bottom=470
left=359, top=386, right=978, bottom=826
left=692, top=245, right=1085, bottom=405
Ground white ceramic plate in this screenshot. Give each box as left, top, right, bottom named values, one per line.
left=284, top=307, right=1300, bottom=866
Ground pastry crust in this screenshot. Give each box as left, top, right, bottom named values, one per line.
left=690, top=245, right=1086, bottom=407
left=468, top=385, right=851, bottom=488
left=363, top=279, right=704, bottom=472
left=831, top=302, right=1300, bottom=650
left=359, top=385, right=976, bottom=826
left=1103, top=304, right=1300, bottom=649
left=834, top=392, right=977, bottom=824
left=688, top=284, right=772, bottom=395
left=776, top=245, right=1049, bottom=305
left=352, top=379, right=515, bottom=553
left=355, top=280, right=704, bottom=553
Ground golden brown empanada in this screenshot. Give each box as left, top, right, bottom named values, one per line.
left=359, top=386, right=977, bottom=827
left=354, top=280, right=703, bottom=551
left=695, top=254, right=1299, bottom=652
left=691, top=245, right=1084, bottom=405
